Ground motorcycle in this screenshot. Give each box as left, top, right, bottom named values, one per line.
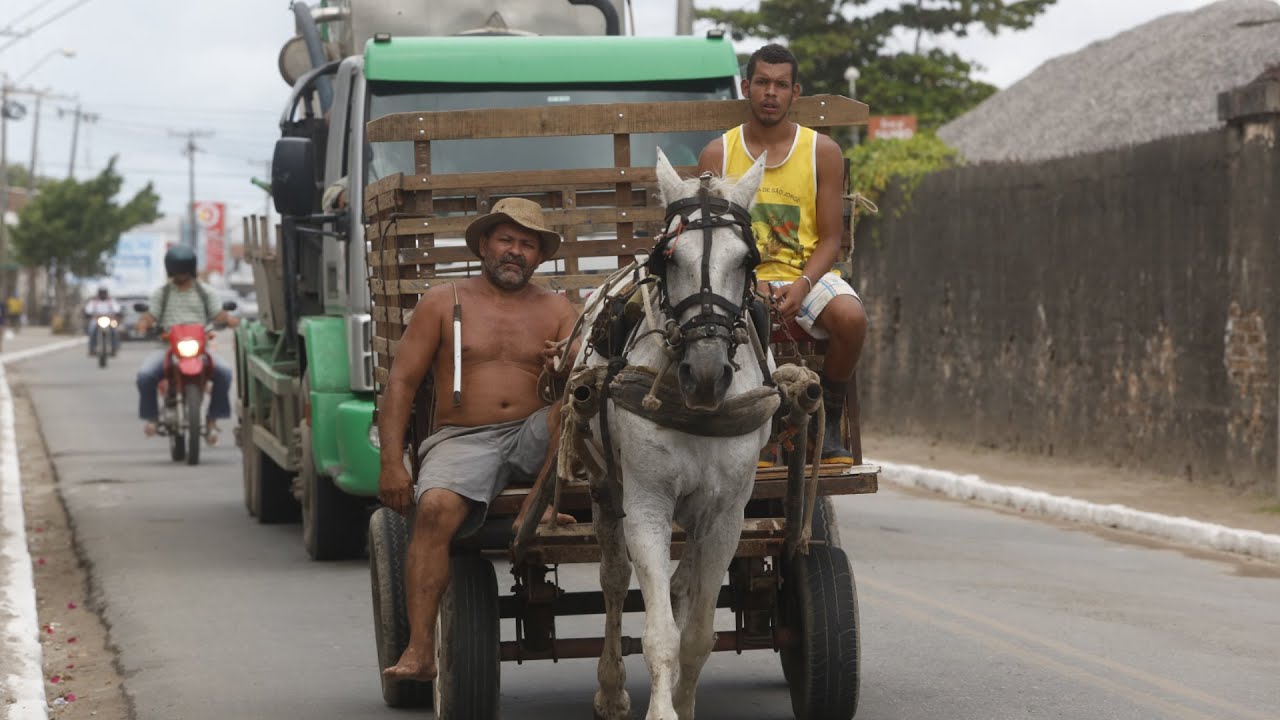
left=135, top=300, right=236, bottom=466
left=90, top=314, right=119, bottom=368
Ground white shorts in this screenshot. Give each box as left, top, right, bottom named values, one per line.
left=768, top=273, right=862, bottom=340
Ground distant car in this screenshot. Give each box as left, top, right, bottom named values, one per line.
left=218, top=288, right=258, bottom=322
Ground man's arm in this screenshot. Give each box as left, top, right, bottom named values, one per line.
left=377, top=287, right=446, bottom=513
left=542, top=294, right=582, bottom=377
left=697, top=137, right=725, bottom=177
left=802, top=133, right=848, bottom=283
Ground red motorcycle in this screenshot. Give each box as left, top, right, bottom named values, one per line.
left=136, top=299, right=235, bottom=466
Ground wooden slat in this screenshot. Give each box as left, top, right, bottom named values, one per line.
left=368, top=206, right=664, bottom=238
left=369, top=237, right=649, bottom=268
left=376, top=165, right=696, bottom=192
left=370, top=272, right=620, bottom=297
left=368, top=95, right=868, bottom=143
left=366, top=187, right=659, bottom=219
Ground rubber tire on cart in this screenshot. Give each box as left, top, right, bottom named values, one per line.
left=252, top=440, right=300, bottom=524
left=781, top=496, right=841, bottom=687
left=301, top=421, right=366, bottom=560
left=369, top=507, right=432, bottom=708
left=184, top=384, right=202, bottom=466
left=433, top=552, right=500, bottom=720
left=780, top=545, right=860, bottom=720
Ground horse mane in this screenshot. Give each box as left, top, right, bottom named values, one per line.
left=658, top=174, right=740, bottom=206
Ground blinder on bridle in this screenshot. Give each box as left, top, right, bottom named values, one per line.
left=645, top=176, right=759, bottom=355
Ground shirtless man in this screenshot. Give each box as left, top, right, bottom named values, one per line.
left=377, top=197, right=577, bottom=681
left=698, top=43, right=868, bottom=464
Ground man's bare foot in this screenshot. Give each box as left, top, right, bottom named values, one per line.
left=540, top=505, right=575, bottom=525
left=383, top=647, right=437, bottom=682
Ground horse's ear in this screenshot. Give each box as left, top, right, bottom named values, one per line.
left=730, top=151, right=767, bottom=209
left=655, top=148, right=684, bottom=204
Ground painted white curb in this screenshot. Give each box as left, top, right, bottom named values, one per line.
left=0, top=338, right=83, bottom=367
left=873, top=459, right=1280, bottom=563
left=0, top=362, right=48, bottom=718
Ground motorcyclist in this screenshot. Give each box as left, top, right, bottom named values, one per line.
left=83, top=286, right=123, bottom=357
left=134, top=246, right=239, bottom=443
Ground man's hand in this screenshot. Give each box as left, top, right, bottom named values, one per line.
left=775, top=282, right=806, bottom=323
left=542, top=339, right=568, bottom=377
left=379, top=460, right=414, bottom=516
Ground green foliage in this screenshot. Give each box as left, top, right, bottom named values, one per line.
left=11, top=157, right=160, bottom=277
left=846, top=132, right=959, bottom=215
left=699, top=0, right=1054, bottom=128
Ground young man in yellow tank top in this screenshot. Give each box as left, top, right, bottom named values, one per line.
left=698, top=43, right=868, bottom=464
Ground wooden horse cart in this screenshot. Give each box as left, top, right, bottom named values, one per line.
left=363, top=95, right=879, bottom=719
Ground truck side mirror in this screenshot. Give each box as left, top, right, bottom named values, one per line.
left=272, top=137, right=319, bottom=216
left=133, top=302, right=150, bottom=313
left=222, top=300, right=238, bottom=312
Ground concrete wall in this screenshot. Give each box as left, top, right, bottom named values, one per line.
left=852, top=117, right=1280, bottom=494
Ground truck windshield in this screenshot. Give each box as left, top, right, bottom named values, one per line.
left=365, top=79, right=734, bottom=182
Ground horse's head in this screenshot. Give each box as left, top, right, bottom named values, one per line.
left=650, top=149, right=766, bottom=412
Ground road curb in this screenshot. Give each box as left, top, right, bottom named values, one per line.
left=874, top=459, right=1280, bottom=564
left=0, top=363, right=49, bottom=718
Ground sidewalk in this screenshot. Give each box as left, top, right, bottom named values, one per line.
left=866, top=432, right=1280, bottom=563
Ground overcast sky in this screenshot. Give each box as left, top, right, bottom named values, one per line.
left=0, top=0, right=1242, bottom=223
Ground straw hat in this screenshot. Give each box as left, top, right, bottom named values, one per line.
left=464, top=197, right=561, bottom=260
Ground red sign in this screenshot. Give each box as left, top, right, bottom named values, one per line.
left=868, top=115, right=917, bottom=141
left=195, top=201, right=226, bottom=274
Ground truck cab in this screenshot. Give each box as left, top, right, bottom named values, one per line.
left=236, top=0, right=741, bottom=560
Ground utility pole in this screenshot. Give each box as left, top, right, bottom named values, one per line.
left=57, top=104, right=97, bottom=177
left=1, top=81, right=10, bottom=346
left=676, top=0, right=694, bottom=35
left=170, top=129, right=214, bottom=248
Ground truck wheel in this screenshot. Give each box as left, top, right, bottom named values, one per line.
left=255, top=443, right=300, bottom=524
left=239, top=404, right=256, bottom=515
left=302, top=422, right=367, bottom=560
left=369, top=508, right=432, bottom=708
left=433, top=552, right=500, bottom=720
left=780, top=545, right=860, bottom=720
left=185, top=384, right=202, bottom=466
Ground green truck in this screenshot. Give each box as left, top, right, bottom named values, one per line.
left=237, top=0, right=741, bottom=559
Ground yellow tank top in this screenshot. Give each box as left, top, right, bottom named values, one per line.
left=722, top=124, right=818, bottom=281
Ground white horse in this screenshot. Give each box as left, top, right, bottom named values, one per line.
left=574, top=150, right=772, bottom=720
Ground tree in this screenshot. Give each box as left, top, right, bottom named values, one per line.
left=10, top=157, right=159, bottom=312
left=699, top=0, right=1056, bottom=130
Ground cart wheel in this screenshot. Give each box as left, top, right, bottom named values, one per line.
left=433, top=552, right=500, bottom=720
left=781, top=497, right=841, bottom=687
left=369, top=508, right=432, bottom=708
left=780, top=545, right=860, bottom=720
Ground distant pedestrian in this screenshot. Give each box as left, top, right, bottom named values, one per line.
left=5, top=295, right=23, bottom=333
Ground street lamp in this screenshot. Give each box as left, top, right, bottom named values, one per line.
left=843, top=66, right=860, bottom=146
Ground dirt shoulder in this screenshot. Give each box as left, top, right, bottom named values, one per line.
left=865, top=432, right=1280, bottom=538
left=12, top=377, right=130, bottom=719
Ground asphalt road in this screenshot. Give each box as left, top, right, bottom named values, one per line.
left=15, top=339, right=1280, bottom=720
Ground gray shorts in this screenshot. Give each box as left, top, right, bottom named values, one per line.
left=414, top=406, right=552, bottom=538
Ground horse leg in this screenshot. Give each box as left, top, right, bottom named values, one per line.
left=593, top=500, right=633, bottom=720
left=624, top=495, right=681, bottom=720
left=672, top=512, right=745, bottom=720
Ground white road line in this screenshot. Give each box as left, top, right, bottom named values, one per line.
left=0, top=362, right=49, bottom=718
left=874, top=459, right=1280, bottom=563
left=0, top=338, right=83, bottom=366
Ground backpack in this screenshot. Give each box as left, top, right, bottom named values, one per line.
left=157, top=282, right=213, bottom=327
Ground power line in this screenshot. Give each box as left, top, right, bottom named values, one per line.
left=1, top=0, right=56, bottom=35
left=0, top=0, right=98, bottom=54
left=169, top=128, right=214, bottom=248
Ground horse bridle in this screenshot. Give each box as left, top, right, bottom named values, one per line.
left=646, top=177, right=759, bottom=357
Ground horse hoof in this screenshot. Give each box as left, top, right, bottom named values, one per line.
left=593, top=690, right=632, bottom=720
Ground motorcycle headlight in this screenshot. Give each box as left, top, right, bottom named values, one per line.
left=96, top=316, right=112, bottom=328
left=176, top=339, right=201, bottom=358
